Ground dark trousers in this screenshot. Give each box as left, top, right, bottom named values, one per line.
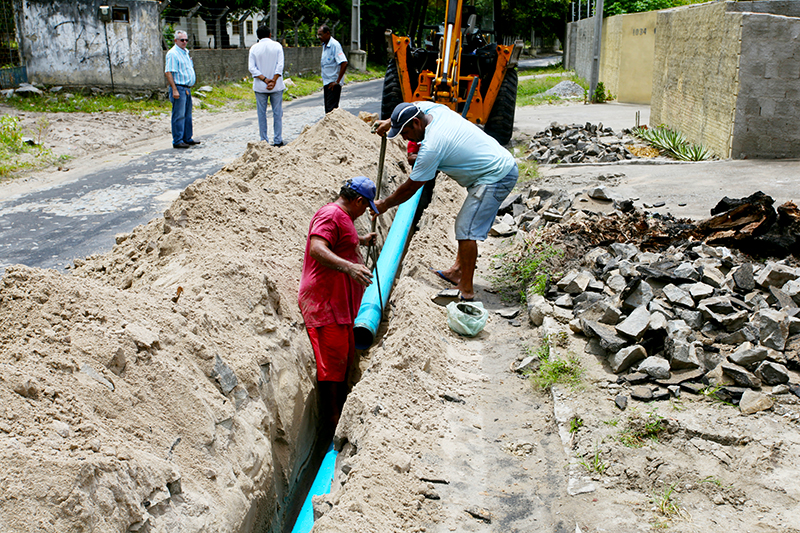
left=323, top=84, right=342, bottom=113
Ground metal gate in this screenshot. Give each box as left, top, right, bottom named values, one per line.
left=0, top=0, right=27, bottom=88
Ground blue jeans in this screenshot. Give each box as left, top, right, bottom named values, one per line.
left=454, top=165, right=519, bottom=241
left=255, top=91, right=283, bottom=144
left=169, top=85, right=193, bottom=145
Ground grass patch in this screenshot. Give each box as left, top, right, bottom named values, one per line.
left=525, top=340, right=550, bottom=362
left=579, top=443, right=609, bottom=475
left=516, top=159, right=539, bottom=183
left=699, top=385, right=735, bottom=407
left=0, top=115, right=65, bottom=178
left=617, top=409, right=666, bottom=448
left=531, top=353, right=583, bottom=391
left=194, top=82, right=253, bottom=110
left=517, top=73, right=588, bottom=107
left=569, top=416, right=584, bottom=433
left=5, top=92, right=170, bottom=114
left=490, top=237, right=563, bottom=303
left=650, top=483, right=687, bottom=527
left=700, top=476, right=722, bottom=487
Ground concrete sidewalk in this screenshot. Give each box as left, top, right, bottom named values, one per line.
left=513, top=102, right=800, bottom=220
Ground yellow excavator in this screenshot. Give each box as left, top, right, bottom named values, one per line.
left=381, top=0, right=523, bottom=145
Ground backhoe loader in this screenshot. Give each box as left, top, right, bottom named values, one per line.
left=381, top=0, right=523, bottom=145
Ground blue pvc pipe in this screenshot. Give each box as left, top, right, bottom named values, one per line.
left=290, top=442, right=338, bottom=533
left=353, top=187, right=424, bottom=349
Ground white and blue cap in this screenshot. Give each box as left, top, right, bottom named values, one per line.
left=387, top=102, right=421, bottom=139
left=346, top=176, right=378, bottom=212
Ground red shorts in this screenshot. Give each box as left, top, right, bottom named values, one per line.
left=306, top=323, right=354, bottom=382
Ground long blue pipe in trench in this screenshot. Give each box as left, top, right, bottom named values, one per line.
left=353, top=187, right=424, bottom=349
left=291, top=188, right=424, bottom=533
left=290, top=442, right=337, bottom=533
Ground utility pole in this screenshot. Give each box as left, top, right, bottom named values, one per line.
left=270, top=0, right=277, bottom=44
left=214, top=7, right=228, bottom=49
left=351, top=0, right=361, bottom=51
left=186, top=3, right=202, bottom=49
left=237, top=11, right=251, bottom=49
left=158, top=0, right=171, bottom=49
left=589, top=0, right=604, bottom=101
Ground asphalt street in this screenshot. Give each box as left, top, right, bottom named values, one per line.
left=0, top=79, right=384, bottom=273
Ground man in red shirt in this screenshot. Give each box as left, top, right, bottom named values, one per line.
left=299, top=176, right=377, bottom=429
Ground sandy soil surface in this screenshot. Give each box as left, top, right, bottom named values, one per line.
left=1, top=102, right=799, bottom=533
left=0, top=103, right=249, bottom=162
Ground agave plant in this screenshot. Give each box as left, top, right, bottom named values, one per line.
left=673, top=142, right=712, bottom=161
left=632, top=126, right=712, bottom=161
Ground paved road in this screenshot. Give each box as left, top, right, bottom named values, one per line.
left=517, top=53, right=563, bottom=70
left=0, top=79, right=383, bottom=273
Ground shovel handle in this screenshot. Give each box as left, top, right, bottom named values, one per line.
left=367, top=135, right=388, bottom=271
left=370, top=135, right=387, bottom=233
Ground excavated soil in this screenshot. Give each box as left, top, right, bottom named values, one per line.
left=1, top=106, right=799, bottom=533
left=0, top=109, right=408, bottom=532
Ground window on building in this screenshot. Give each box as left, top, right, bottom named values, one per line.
left=232, top=22, right=240, bottom=35
left=246, top=20, right=253, bottom=34
left=112, top=6, right=129, bottom=22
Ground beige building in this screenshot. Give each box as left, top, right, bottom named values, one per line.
left=565, top=0, right=800, bottom=159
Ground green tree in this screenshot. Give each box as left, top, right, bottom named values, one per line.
left=604, top=0, right=699, bottom=17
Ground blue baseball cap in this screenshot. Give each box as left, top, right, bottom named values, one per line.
left=387, top=102, right=421, bottom=139
left=346, top=176, right=378, bottom=212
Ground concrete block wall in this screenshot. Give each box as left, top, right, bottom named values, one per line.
left=731, top=12, right=800, bottom=158
left=564, top=17, right=595, bottom=82
left=16, top=0, right=163, bottom=89
left=650, top=2, right=744, bottom=158
left=566, top=11, right=657, bottom=104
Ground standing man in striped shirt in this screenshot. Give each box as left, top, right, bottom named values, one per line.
left=165, top=30, right=200, bottom=149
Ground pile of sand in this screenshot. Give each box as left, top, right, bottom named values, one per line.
left=0, top=109, right=413, bottom=532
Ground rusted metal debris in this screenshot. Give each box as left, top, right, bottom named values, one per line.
left=691, top=191, right=800, bottom=258
left=540, top=191, right=800, bottom=262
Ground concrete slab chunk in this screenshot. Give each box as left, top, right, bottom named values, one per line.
left=663, top=284, right=694, bottom=308
left=739, top=389, right=774, bottom=415
left=615, top=306, right=651, bottom=340
left=638, top=356, right=671, bottom=379
left=610, top=344, right=647, bottom=373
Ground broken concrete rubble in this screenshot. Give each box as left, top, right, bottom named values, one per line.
left=522, top=122, right=637, bottom=165
left=529, top=229, right=800, bottom=412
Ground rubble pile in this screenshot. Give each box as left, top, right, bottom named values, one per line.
left=495, top=184, right=800, bottom=262
left=523, top=122, right=638, bottom=165
left=527, top=238, right=800, bottom=413
left=491, top=179, right=693, bottom=241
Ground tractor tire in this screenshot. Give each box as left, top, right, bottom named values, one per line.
left=483, top=67, right=518, bottom=146
left=381, top=59, right=404, bottom=120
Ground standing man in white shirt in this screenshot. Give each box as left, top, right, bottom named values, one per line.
left=317, top=24, right=348, bottom=114
left=249, top=26, right=285, bottom=147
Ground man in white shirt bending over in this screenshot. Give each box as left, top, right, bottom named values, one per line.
left=249, top=26, right=285, bottom=147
